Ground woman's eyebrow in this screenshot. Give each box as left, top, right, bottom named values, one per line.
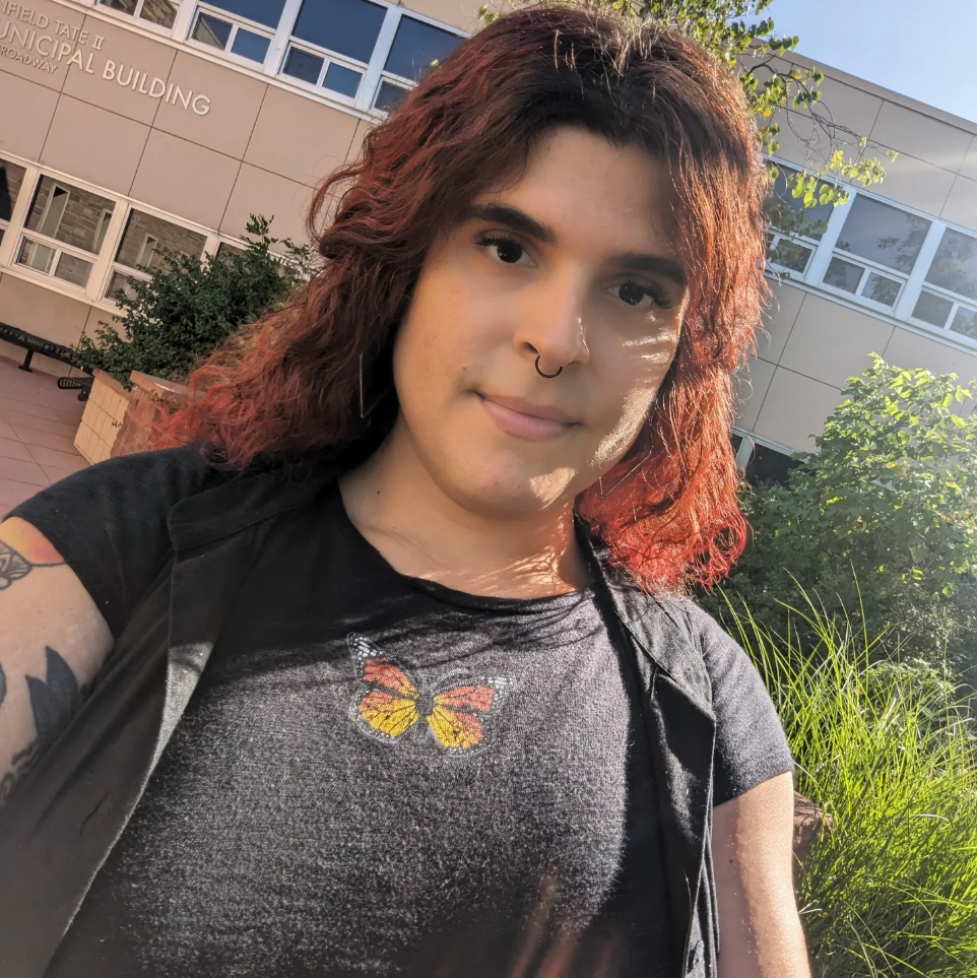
left=461, top=202, right=687, bottom=289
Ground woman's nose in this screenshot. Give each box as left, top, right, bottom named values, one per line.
left=513, top=283, right=590, bottom=371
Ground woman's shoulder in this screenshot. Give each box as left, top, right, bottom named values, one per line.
left=4, top=442, right=227, bottom=639
left=6, top=441, right=220, bottom=524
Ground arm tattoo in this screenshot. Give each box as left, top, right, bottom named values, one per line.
left=1, top=647, right=84, bottom=805
left=0, top=536, right=64, bottom=590
left=0, top=540, right=31, bottom=590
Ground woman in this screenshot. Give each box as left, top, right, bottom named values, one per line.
left=0, top=3, right=810, bottom=976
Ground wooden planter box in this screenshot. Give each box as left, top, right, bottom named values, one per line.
left=73, top=369, right=190, bottom=463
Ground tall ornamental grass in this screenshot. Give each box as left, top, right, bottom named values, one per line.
left=718, top=586, right=977, bottom=977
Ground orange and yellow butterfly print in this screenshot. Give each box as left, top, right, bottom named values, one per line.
left=347, top=634, right=508, bottom=752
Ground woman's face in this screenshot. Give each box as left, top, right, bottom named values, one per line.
left=391, top=125, right=688, bottom=520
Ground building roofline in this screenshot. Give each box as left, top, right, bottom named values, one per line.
left=785, top=49, right=977, bottom=138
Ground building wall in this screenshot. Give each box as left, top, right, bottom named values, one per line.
left=734, top=53, right=977, bottom=454
left=3, top=3, right=977, bottom=454
left=0, top=0, right=482, bottom=373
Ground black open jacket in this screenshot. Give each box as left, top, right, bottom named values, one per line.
left=0, top=457, right=720, bottom=978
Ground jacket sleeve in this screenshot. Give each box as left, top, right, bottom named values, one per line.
left=4, top=443, right=217, bottom=640
left=684, top=601, right=795, bottom=805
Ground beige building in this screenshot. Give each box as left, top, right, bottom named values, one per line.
left=1, top=2, right=976, bottom=477
left=736, top=55, right=977, bottom=479
left=0, top=0, right=478, bottom=369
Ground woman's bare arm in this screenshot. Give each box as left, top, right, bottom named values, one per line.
left=713, top=771, right=813, bottom=978
left=0, top=517, right=113, bottom=808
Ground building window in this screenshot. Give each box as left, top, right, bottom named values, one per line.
left=105, top=210, right=208, bottom=301
left=17, top=178, right=115, bottom=290
left=739, top=441, right=800, bottom=486
left=291, top=0, right=387, bottom=64
left=822, top=195, right=931, bottom=310
left=280, top=0, right=390, bottom=100
left=909, top=227, right=977, bottom=341
left=765, top=164, right=834, bottom=275
left=281, top=44, right=364, bottom=98
left=99, top=0, right=181, bottom=30
left=373, top=78, right=409, bottom=111
left=383, top=15, right=461, bottom=80
left=198, top=0, right=286, bottom=28
left=371, top=15, right=462, bottom=111
left=189, top=5, right=274, bottom=63
left=0, top=158, right=28, bottom=250
left=216, top=241, right=246, bottom=259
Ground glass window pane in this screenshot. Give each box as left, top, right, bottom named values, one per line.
left=101, top=0, right=137, bottom=13
left=765, top=164, right=834, bottom=241
left=204, top=0, right=284, bottom=27
left=105, top=270, right=142, bottom=302
left=912, top=290, right=953, bottom=327
left=216, top=242, right=246, bottom=258
left=0, top=158, right=27, bottom=223
left=384, top=16, right=461, bottom=81
left=17, top=238, right=56, bottom=274
left=292, top=0, right=386, bottom=63
left=115, top=211, right=207, bottom=273
left=824, top=256, right=863, bottom=293
left=864, top=272, right=900, bottom=307
left=282, top=47, right=324, bottom=84
left=25, top=178, right=115, bottom=254
left=768, top=238, right=812, bottom=273
left=139, top=0, right=178, bottom=27
left=192, top=12, right=232, bottom=48
left=323, top=61, right=362, bottom=97
left=54, top=253, right=92, bottom=287
left=834, top=195, right=931, bottom=273
left=924, top=228, right=977, bottom=302
left=374, top=79, right=408, bottom=112
left=950, top=307, right=977, bottom=341
left=230, top=28, right=270, bottom=61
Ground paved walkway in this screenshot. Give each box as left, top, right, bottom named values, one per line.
left=0, top=356, right=89, bottom=514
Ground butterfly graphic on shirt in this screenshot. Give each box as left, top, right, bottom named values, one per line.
left=347, top=633, right=508, bottom=753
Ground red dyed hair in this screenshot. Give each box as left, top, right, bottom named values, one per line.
left=162, top=1, right=769, bottom=596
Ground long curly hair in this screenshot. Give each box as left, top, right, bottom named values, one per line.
left=161, top=1, right=770, bottom=595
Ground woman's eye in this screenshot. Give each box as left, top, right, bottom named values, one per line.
left=478, top=234, right=531, bottom=266
left=611, top=281, right=672, bottom=311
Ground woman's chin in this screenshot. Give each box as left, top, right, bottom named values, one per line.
left=441, top=461, right=580, bottom=521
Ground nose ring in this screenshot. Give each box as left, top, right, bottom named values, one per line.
left=535, top=355, right=563, bottom=379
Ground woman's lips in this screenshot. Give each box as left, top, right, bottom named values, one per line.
left=478, top=394, right=576, bottom=441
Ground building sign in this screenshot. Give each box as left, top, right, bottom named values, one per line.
left=0, top=0, right=211, bottom=115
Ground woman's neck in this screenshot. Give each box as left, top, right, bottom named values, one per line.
left=338, top=432, right=591, bottom=599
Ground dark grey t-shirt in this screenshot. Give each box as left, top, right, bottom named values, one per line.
left=8, top=447, right=795, bottom=978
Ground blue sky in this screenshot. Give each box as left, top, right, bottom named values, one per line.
left=764, top=0, right=977, bottom=124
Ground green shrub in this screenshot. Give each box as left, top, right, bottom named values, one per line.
left=721, top=587, right=977, bottom=977
left=75, top=215, right=314, bottom=388
left=699, top=355, right=977, bottom=687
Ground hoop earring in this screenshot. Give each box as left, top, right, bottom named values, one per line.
left=359, top=352, right=394, bottom=420
left=596, top=450, right=653, bottom=500
left=359, top=353, right=367, bottom=419
left=535, top=355, right=563, bottom=379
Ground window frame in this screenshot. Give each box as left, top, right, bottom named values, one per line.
left=185, top=2, right=276, bottom=67
left=96, top=0, right=182, bottom=36
left=0, top=159, right=30, bottom=253
left=818, top=250, right=910, bottom=314
left=268, top=1, right=464, bottom=115
left=0, top=153, right=247, bottom=313
left=78, top=0, right=469, bottom=123
left=766, top=155, right=977, bottom=352
left=764, top=163, right=838, bottom=278
left=278, top=37, right=370, bottom=106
